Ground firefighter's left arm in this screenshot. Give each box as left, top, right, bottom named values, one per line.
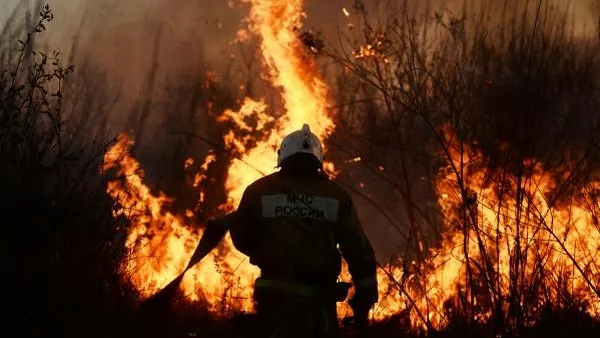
left=334, top=193, right=379, bottom=316
left=335, top=194, right=378, bottom=286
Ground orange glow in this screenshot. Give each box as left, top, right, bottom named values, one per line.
left=102, top=0, right=600, bottom=332
left=397, top=127, right=600, bottom=329
left=337, top=126, right=600, bottom=328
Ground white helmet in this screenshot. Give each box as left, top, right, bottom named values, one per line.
left=277, top=124, right=323, bottom=166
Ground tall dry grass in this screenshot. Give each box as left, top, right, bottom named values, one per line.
left=327, top=1, right=600, bottom=336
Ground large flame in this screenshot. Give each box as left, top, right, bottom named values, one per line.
left=361, top=128, right=600, bottom=329
left=102, top=0, right=600, bottom=332
left=103, top=134, right=257, bottom=313
left=219, top=0, right=335, bottom=207
left=418, top=128, right=600, bottom=328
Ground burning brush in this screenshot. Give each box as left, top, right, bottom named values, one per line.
left=129, top=219, right=229, bottom=338
left=299, top=29, right=325, bottom=54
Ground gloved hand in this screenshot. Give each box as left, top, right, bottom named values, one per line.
left=348, top=279, right=378, bottom=336
left=349, top=281, right=378, bottom=315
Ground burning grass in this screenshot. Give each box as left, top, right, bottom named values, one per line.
left=4, top=1, right=600, bottom=337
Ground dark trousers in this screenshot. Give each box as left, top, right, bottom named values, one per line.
left=252, top=287, right=339, bottom=338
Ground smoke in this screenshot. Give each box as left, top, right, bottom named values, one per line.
left=3, top=0, right=597, bottom=115
left=4, top=0, right=597, bottom=68
left=2, top=0, right=598, bottom=261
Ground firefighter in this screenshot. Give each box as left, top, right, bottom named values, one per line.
left=213, top=124, right=378, bottom=337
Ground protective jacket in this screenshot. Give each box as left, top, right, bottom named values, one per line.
left=225, top=169, right=377, bottom=289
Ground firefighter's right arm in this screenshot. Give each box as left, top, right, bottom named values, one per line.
left=227, top=185, right=258, bottom=257
left=335, top=194, right=378, bottom=297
